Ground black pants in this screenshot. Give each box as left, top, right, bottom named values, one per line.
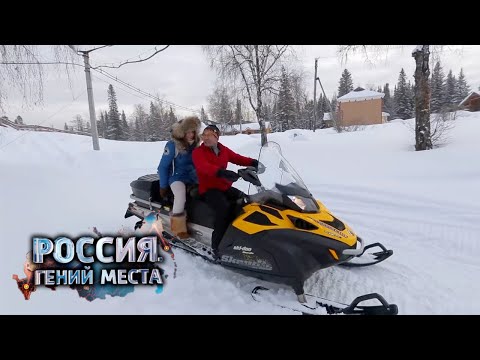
left=204, top=187, right=245, bottom=251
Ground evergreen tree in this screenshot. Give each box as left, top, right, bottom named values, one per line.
left=167, top=107, right=177, bottom=130
left=455, top=68, right=471, bottom=104
left=132, top=104, right=148, bottom=141
left=316, top=94, right=325, bottom=127
left=121, top=110, right=129, bottom=140
left=64, top=122, right=68, bottom=130
left=277, top=67, right=296, bottom=131
left=303, top=99, right=315, bottom=129
left=103, top=111, right=110, bottom=139
left=337, top=69, right=354, bottom=97
left=107, top=84, right=122, bottom=140
left=382, top=83, right=394, bottom=116
left=430, top=61, right=445, bottom=113
left=331, top=93, right=337, bottom=114
left=97, top=112, right=105, bottom=138
left=394, top=68, right=411, bottom=119
left=271, top=99, right=280, bottom=132
left=149, top=101, right=162, bottom=141
left=445, top=70, right=457, bottom=109
left=128, top=119, right=137, bottom=141
left=406, top=82, right=415, bottom=118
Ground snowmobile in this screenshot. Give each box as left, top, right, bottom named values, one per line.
left=124, top=142, right=397, bottom=315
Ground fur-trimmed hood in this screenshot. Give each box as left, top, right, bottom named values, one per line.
left=171, top=116, right=201, bottom=151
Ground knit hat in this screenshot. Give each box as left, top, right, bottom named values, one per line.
left=203, top=124, right=220, bottom=139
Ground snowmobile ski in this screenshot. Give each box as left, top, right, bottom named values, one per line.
left=251, top=286, right=398, bottom=315
left=339, top=242, right=393, bottom=268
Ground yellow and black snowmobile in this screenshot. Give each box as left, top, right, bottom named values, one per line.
left=125, top=142, right=396, bottom=315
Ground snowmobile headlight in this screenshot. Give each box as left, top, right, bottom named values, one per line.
left=287, top=195, right=318, bottom=212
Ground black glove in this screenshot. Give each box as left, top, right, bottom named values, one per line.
left=217, top=169, right=240, bottom=182
left=251, top=159, right=266, bottom=174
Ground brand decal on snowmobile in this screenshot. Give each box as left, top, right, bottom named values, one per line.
left=221, top=255, right=273, bottom=271
left=310, top=218, right=348, bottom=238
left=233, top=246, right=252, bottom=252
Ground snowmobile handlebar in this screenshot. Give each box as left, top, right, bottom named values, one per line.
left=237, top=167, right=262, bottom=187
left=342, top=236, right=365, bottom=256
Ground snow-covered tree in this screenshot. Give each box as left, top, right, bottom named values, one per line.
left=445, top=70, right=457, bottom=110
left=337, top=69, right=354, bottom=97
left=382, top=83, right=394, bottom=117
left=107, top=84, right=122, bottom=140
left=277, top=67, right=296, bottom=131
left=430, top=61, right=445, bottom=113
left=394, top=68, right=411, bottom=119
left=455, top=68, right=471, bottom=104
left=121, top=110, right=129, bottom=140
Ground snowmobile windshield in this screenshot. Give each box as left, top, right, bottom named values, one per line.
left=249, top=142, right=319, bottom=213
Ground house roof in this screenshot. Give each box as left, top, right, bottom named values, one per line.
left=337, top=89, right=385, bottom=103
left=459, top=90, right=480, bottom=106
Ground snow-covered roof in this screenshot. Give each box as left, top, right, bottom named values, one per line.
left=382, top=112, right=390, bottom=116
left=459, top=90, right=480, bottom=106
left=337, top=89, right=385, bottom=103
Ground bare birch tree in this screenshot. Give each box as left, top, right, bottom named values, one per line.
left=0, top=45, right=77, bottom=112
left=202, top=45, right=291, bottom=146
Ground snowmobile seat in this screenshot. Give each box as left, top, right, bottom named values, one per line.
left=130, top=174, right=163, bottom=203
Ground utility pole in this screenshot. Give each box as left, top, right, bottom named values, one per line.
left=81, top=51, right=100, bottom=151
left=70, top=45, right=112, bottom=151
left=317, top=76, right=334, bottom=129
left=313, top=58, right=318, bottom=132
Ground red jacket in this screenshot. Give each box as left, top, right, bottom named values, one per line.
left=192, top=142, right=255, bottom=194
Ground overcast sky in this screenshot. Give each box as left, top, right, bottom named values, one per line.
left=2, top=45, right=479, bottom=129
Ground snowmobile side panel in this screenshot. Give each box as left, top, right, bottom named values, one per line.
left=219, top=226, right=354, bottom=288
left=232, top=203, right=357, bottom=247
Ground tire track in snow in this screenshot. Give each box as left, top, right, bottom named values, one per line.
left=303, top=183, right=480, bottom=314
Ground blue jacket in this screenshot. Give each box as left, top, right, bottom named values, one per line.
left=157, top=140, right=198, bottom=189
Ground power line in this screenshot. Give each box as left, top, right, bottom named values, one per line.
left=92, top=67, right=201, bottom=114
left=0, top=61, right=84, bottom=67
left=91, top=73, right=156, bottom=104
